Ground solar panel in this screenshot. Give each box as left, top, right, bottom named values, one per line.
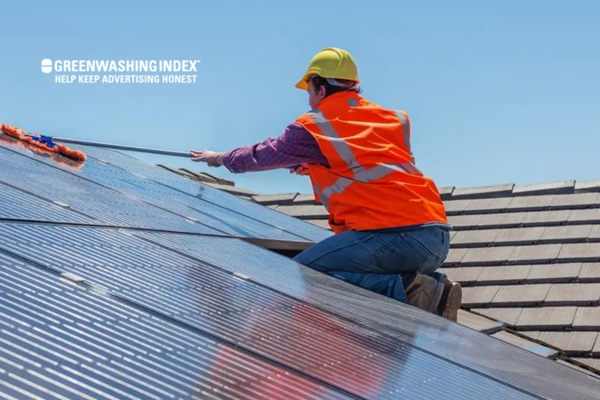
left=1, top=133, right=600, bottom=399
left=0, top=222, right=540, bottom=399
left=66, top=144, right=333, bottom=242
left=0, top=251, right=353, bottom=400
left=0, top=143, right=311, bottom=244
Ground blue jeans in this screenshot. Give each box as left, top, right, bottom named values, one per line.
left=293, top=226, right=450, bottom=303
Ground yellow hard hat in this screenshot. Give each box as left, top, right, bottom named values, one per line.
left=295, top=47, right=359, bottom=90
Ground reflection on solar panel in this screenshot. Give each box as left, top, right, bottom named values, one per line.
left=1, top=136, right=599, bottom=399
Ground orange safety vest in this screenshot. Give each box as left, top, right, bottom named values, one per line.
left=295, top=91, right=448, bottom=234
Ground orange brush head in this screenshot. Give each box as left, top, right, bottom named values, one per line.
left=1, top=122, right=86, bottom=163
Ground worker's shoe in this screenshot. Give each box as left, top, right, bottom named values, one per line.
left=405, top=274, right=444, bottom=313
left=436, top=277, right=462, bottom=322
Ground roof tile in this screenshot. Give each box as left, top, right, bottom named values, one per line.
left=438, top=186, right=455, bottom=200
left=512, top=180, right=575, bottom=196
left=275, top=204, right=328, bottom=219
left=515, top=307, right=577, bottom=329
left=462, top=286, right=501, bottom=306
left=574, top=180, right=600, bottom=193
left=550, top=192, right=600, bottom=209
left=293, top=194, right=317, bottom=204
left=492, top=284, right=552, bottom=306
left=508, top=195, right=556, bottom=211
left=494, top=227, right=546, bottom=245
left=568, top=209, right=600, bottom=224
left=450, top=183, right=515, bottom=199
left=545, top=283, right=600, bottom=305
left=476, top=265, right=532, bottom=284
left=508, top=244, right=563, bottom=264
left=522, top=210, right=572, bottom=225
left=457, top=310, right=503, bottom=333
left=579, top=263, right=600, bottom=281
left=460, top=246, right=515, bottom=265
left=444, top=248, right=469, bottom=265
left=463, top=197, right=514, bottom=213
left=443, top=199, right=472, bottom=213
left=541, top=225, right=592, bottom=242
left=572, top=307, right=600, bottom=329
left=252, top=193, right=298, bottom=205
left=471, top=308, right=523, bottom=325
left=491, top=331, right=558, bottom=358
left=450, top=229, right=498, bottom=246
left=526, top=263, right=582, bottom=283
left=536, top=331, right=599, bottom=354
left=439, top=266, right=483, bottom=283
left=558, top=243, right=600, bottom=262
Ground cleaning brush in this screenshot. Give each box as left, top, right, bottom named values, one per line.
left=1, top=123, right=87, bottom=162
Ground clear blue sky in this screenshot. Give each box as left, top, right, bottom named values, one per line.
left=2, top=1, right=599, bottom=195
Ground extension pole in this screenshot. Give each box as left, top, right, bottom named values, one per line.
left=51, top=137, right=191, bottom=158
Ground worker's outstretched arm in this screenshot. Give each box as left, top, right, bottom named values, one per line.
left=191, top=123, right=329, bottom=173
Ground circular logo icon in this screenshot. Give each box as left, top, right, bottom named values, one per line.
left=41, top=59, right=53, bottom=73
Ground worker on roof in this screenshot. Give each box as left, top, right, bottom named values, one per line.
left=191, top=47, right=462, bottom=321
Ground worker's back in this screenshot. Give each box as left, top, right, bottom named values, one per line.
left=295, top=90, right=448, bottom=233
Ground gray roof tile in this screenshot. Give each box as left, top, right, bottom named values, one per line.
left=586, top=225, right=600, bottom=240
left=457, top=310, right=504, bottom=333
left=494, top=227, right=546, bottom=245
left=438, top=186, right=455, bottom=200
left=451, top=183, right=515, bottom=199
left=293, top=194, right=317, bottom=204
left=541, top=225, right=592, bottom=242
left=515, top=307, right=577, bottom=329
left=451, top=229, right=498, bottom=246
left=476, top=265, right=533, bottom=285
left=462, top=286, right=501, bottom=306
left=522, top=210, right=572, bottom=225
left=536, top=331, right=599, bottom=354
left=568, top=208, right=600, bottom=224
left=492, top=284, right=552, bottom=306
left=512, top=180, right=575, bottom=196
left=443, top=199, right=473, bottom=213
left=526, top=263, right=582, bottom=283
left=572, top=307, right=600, bottom=329
left=550, top=192, right=600, bottom=209
left=574, top=180, right=600, bottom=193
left=275, top=204, right=328, bottom=219
left=463, top=197, right=514, bottom=214
left=491, top=331, right=558, bottom=358
left=508, top=244, right=563, bottom=264
left=306, top=219, right=331, bottom=230
left=472, top=308, right=524, bottom=325
left=439, top=266, right=483, bottom=283
left=460, top=246, right=515, bottom=265
left=508, top=195, right=556, bottom=211
left=545, top=283, right=600, bottom=305
left=559, top=243, right=600, bottom=262
left=252, top=193, right=299, bottom=205
left=444, top=248, right=469, bottom=265
left=579, top=263, right=600, bottom=280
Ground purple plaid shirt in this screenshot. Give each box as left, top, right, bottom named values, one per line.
left=222, top=123, right=330, bottom=173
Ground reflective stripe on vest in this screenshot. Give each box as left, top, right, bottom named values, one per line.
left=307, top=107, right=421, bottom=209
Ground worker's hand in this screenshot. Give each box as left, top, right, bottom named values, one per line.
left=290, top=163, right=310, bottom=176
left=190, top=150, right=225, bottom=167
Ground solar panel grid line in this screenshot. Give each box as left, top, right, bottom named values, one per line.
left=0, top=254, right=356, bottom=400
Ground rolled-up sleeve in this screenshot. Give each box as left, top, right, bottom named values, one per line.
left=222, top=123, right=329, bottom=173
